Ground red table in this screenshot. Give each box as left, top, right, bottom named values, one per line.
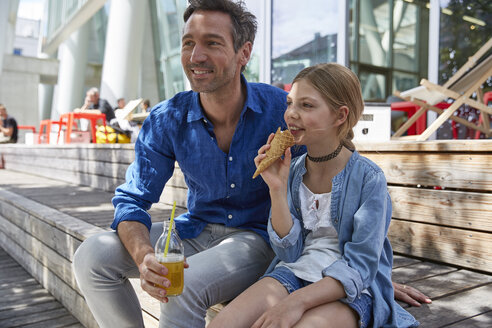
left=57, top=112, right=108, bottom=144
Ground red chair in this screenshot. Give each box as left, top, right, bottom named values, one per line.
left=38, top=120, right=77, bottom=144
left=38, top=119, right=54, bottom=144
left=390, top=101, right=427, bottom=135
left=57, top=112, right=108, bottom=144
left=474, top=91, right=492, bottom=139
left=17, top=125, right=36, bottom=133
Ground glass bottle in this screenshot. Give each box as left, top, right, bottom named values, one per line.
left=154, top=220, right=184, bottom=296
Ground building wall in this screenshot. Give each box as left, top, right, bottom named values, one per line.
left=0, top=55, right=59, bottom=127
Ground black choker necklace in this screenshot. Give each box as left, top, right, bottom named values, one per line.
left=307, top=143, right=343, bottom=162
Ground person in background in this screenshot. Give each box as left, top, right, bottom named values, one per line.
left=0, top=104, right=18, bottom=143
left=115, top=98, right=126, bottom=110
left=76, top=87, right=116, bottom=122
left=141, top=99, right=151, bottom=113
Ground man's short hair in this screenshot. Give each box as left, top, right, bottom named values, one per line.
left=88, top=87, right=99, bottom=95
left=183, top=0, right=257, bottom=53
left=0, top=104, right=5, bottom=111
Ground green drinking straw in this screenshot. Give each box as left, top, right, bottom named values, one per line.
left=164, top=201, right=177, bottom=257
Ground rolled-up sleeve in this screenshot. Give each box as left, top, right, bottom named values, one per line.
left=322, top=171, right=390, bottom=303
left=111, top=109, right=175, bottom=231
left=268, top=215, right=304, bottom=263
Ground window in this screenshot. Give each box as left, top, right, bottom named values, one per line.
left=350, top=0, right=429, bottom=102
left=271, top=0, right=338, bottom=85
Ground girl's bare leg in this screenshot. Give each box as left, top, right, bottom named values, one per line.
left=208, top=277, right=288, bottom=328
left=293, top=301, right=358, bottom=328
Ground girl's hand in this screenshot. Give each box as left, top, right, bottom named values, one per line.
left=251, top=297, right=304, bottom=328
left=254, top=133, right=292, bottom=191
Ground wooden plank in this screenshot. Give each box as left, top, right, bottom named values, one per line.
left=0, top=301, right=62, bottom=320
left=15, top=313, right=80, bottom=328
left=355, top=139, right=492, bottom=152
left=4, top=162, right=125, bottom=193
left=0, top=188, right=105, bottom=241
left=389, top=220, right=492, bottom=273
left=391, top=261, right=457, bottom=284
left=0, top=200, right=83, bottom=261
left=0, top=273, right=33, bottom=285
left=5, top=154, right=130, bottom=179
left=364, top=153, right=492, bottom=191
left=0, top=288, right=54, bottom=307
left=0, top=278, right=38, bottom=290
left=0, top=231, right=99, bottom=328
left=406, top=284, right=492, bottom=327
left=445, top=312, right=492, bottom=327
left=142, top=310, right=159, bottom=328
left=0, top=144, right=136, bottom=164
left=398, top=269, right=492, bottom=302
left=0, top=215, right=81, bottom=293
left=0, top=282, right=44, bottom=299
left=389, top=186, right=492, bottom=231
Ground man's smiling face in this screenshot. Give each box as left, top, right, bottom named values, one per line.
left=181, top=10, right=242, bottom=94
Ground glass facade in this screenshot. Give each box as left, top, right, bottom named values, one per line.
left=44, top=0, right=491, bottom=107
left=151, top=0, right=187, bottom=100
left=46, top=0, right=88, bottom=42
left=438, top=0, right=492, bottom=87
left=45, top=0, right=107, bottom=64
left=271, top=0, right=338, bottom=86
left=350, top=0, right=429, bottom=102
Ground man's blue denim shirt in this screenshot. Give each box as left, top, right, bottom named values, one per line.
left=266, top=152, right=419, bottom=328
left=111, top=76, right=292, bottom=242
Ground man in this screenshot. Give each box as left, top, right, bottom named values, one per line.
left=74, top=1, right=282, bottom=327
left=0, top=104, right=18, bottom=143
left=115, top=97, right=126, bottom=111
left=73, top=1, right=429, bottom=327
left=78, top=87, right=116, bottom=122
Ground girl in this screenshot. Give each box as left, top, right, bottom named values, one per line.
left=209, top=63, right=419, bottom=328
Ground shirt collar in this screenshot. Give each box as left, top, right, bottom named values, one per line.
left=186, top=74, right=262, bottom=123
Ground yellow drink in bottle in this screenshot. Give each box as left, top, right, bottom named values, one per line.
left=156, top=254, right=184, bottom=296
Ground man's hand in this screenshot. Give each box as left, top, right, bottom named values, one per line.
left=139, top=252, right=172, bottom=303
left=393, top=282, right=432, bottom=307
left=139, top=254, right=190, bottom=303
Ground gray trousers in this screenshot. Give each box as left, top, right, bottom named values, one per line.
left=73, top=223, right=274, bottom=328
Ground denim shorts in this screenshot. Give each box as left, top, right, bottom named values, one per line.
left=262, top=266, right=373, bottom=328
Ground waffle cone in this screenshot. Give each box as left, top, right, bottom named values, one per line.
left=252, top=128, right=295, bottom=179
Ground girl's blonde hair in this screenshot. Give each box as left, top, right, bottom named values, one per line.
left=292, top=63, right=364, bottom=150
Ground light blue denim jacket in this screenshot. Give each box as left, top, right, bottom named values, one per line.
left=266, top=151, right=419, bottom=328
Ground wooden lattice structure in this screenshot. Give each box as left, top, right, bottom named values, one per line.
left=392, top=38, right=492, bottom=141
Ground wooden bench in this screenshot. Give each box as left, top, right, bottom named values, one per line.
left=1, top=140, right=491, bottom=326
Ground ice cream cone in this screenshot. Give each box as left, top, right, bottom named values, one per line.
left=252, top=127, right=295, bottom=179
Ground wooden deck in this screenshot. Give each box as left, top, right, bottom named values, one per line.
left=1, top=169, right=491, bottom=327
left=0, top=246, right=83, bottom=328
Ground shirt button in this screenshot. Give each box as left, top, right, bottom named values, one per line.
left=228, top=214, right=233, bottom=219
left=229, top=156, right=233, bottom=161
left=230, top=183, right=235, bottom=188
left=203, top=119, right=208, bottom=123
